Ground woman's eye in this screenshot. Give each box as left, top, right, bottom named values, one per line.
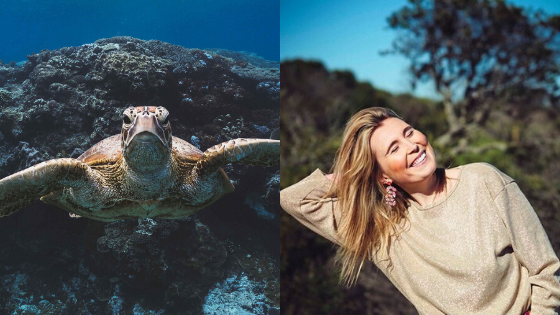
left=391, top=146, right=399, bottom=154
left=407, top=130, right=414, bottom=137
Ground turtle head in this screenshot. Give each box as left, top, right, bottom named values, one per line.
left=121, top=106, right=173, bottom=171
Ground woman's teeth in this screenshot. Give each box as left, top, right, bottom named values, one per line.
left=412, top=152, right=426, bottom=167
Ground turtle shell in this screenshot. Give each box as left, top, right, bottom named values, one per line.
left=40, top=134, right=234, bottom=221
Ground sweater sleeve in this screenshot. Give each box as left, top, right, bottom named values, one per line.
left=493, top=182, right=560, bottom=314
left=280, top=170, right=341, bottom=245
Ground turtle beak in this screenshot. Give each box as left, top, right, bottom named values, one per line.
left=125, top=114, right=167, bottom=146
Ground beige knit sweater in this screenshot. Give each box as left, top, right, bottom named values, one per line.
left=280, top=163, right=560, bottom=314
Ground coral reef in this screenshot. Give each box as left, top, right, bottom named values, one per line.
left=0, top=36, right=279, bottom=175
left=203, top=274, right=280, bottom=315
left=0, top=37, right=279, bottom=313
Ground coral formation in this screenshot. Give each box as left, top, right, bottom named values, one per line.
left=0, top=36, right=279, bottom=177
left=203, top=274, right=280, bottom=315
left=0, top=37, right=279, bottom=313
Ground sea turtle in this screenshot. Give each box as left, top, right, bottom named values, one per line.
left=0, top=106, right=279, bottom=222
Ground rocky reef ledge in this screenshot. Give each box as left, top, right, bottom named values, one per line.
left=0, top=37, right=279, bottom=314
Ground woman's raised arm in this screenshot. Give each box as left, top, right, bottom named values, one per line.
left=280, top=169, right=341, bottom=245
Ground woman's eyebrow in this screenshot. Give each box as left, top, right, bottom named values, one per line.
left=385, top=126, right=414, bottom=155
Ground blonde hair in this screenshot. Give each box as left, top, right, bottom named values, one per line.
left=326, top=107, right=410, bottom=287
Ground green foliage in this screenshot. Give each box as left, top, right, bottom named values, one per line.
left=281, top=131, right=340, bottom=189
left=280, top=213, right=358, bottom=314
left=453, top=143, right=513, bottom=172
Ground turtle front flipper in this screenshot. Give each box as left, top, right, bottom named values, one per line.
left=195, top=138, right=280, bottom=175
left=0, top=158, right=92, bottom=218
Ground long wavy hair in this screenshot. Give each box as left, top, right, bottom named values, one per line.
left=326, top=107, right=410, bottom=287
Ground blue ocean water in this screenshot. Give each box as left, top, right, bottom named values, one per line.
left=0, top=0, right=279, bottom=63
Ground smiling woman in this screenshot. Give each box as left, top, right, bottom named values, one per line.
left=280, top=107, right=560, bottom=314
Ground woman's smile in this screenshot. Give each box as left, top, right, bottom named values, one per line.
left=410, top=151, right=427, bottom=167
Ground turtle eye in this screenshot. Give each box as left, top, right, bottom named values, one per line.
left=123, top=115, right=132, bottom=125
left=161, top=115, right=169, bottom=126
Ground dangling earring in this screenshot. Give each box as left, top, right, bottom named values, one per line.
left=383, top=179, right=397, bottom=207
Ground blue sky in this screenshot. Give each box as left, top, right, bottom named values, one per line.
left=281, top=0, right=560, bottom=99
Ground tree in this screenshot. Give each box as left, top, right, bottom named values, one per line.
left=386, top=0, right=560, bottom=154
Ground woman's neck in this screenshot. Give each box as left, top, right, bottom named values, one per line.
left=402, top=168, right=445, bottom=207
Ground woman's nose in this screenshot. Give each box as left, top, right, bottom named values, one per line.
left=406, top=141, right=419, bottom=154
